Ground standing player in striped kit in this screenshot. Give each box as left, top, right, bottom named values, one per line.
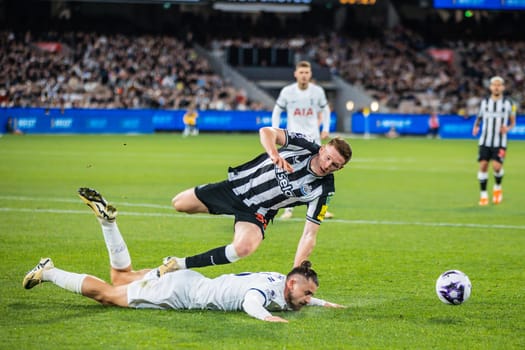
left=164, top=126, right=351, bottom=272
left=272, top=60, right=333, bottom=219
left=472, top=76, right=516, bottom=206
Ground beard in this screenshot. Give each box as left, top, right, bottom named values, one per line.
left=286, top=290, right=303, bottom=311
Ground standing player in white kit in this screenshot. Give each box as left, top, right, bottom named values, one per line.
left=272, top=61, right=334, bottom=219
left=23, top=188, right=344, bottom=323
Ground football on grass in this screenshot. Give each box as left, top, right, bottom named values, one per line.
left=436, top=270, right=471, bottom=305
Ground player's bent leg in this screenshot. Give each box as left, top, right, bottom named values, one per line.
left=81, top=276, right=129, bottom=307
left=232, top=222, right=264, bottom=258
left=171, top=223, right=262, bottom=270
left=172, top=188, right=209, bottom=214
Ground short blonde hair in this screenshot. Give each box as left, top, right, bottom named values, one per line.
left=296, top=61, right=311, bottom=70
left=490, top=76, right=504, bottom=84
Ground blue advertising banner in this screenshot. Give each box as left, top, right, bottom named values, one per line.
left=0, top=108, right=337, bottom=134
left=434, top=0, right=525, bottom=10
left=1, top=108, right=154, bottom=134
left=3, top=107, right=522, bottom=140
left=351, top=112, right=525, bottom=140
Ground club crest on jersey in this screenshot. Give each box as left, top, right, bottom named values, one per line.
left=293, top=107, right=314, bottom=117
left=300, top=184, right=312, bottom=196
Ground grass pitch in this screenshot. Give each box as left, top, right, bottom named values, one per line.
left=0, top=133, right=524, bottom=349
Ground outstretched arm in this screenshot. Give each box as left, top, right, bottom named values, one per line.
left=293, top=220, right=320, bottom=268
left=272, top=105, right=285, bottom=129
left=259, top=127, right=293, bottom=173
left=308, top=297, right=346, bottom=308
left=242, top=289, right=288, bottom=323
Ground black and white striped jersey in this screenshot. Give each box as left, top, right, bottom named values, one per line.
left=477, top=97, right=516, bottom=148
left=227, top=131, right=335, bottom=224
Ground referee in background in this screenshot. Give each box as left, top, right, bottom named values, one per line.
left=472, top=76, right=516, bottom=206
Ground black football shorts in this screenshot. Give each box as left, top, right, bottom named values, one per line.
left=194, top=180, right=268, bottom=237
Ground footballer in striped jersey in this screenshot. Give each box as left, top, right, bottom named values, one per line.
left=472, top=76, right=516, bottom=205
left=167, top=127, right=351, bottom=271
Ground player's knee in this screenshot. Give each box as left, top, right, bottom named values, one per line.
left=171, top=196, right=181, bottom=211
left=234, top=245, right=253, bottom=258
left=234, top=241, right=259, bottom=258
left=172, top=193, right=187, bottom=212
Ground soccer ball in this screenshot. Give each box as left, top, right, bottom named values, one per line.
left=435, top=270, right=471, bottom=305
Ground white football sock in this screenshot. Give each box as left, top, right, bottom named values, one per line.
left=100, top=220, right=131, bottom=269
left=477, top=171, right=488, bottom=181
left=225, top=244, right=240, bottom=263
left=43, top=268, right=86, bottom=294
left=175, top=257, right=187, bottom=270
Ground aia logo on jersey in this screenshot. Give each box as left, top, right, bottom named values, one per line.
left=293, top=107, right=314, bottom=117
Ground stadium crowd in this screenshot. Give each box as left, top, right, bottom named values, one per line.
left=0, top=31, right=264, bottom=111
left=308, top=27, right=524, bottom=115
left=213, top=27, right=524, bottom=115
left=2, top=25, right=523, bottom=114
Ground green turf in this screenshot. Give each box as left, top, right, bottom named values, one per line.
left=0, top=133, right=524, bottom=349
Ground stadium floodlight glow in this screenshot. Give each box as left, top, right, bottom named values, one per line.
left=346, top=100, right=355, bottom=111
left=370, top=101, right=379, bottom=112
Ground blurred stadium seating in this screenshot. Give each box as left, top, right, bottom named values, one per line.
left=1, top=1, right=524, bottom=128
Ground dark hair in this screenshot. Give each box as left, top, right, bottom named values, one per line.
left=328, top=137, right=352, bottom=164
left=286, top=260, right=319, bottom=287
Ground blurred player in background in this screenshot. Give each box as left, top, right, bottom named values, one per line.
left=23, top=188, right=343, bottom=323
left=182, top=104, right=199, bottom=137
left=472, top=76, right=516, bottom=206
left=272, top=60, right=333, bottom=219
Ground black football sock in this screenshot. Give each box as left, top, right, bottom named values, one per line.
left=494, top=169, right=504, bottom=185
left=185, top=246, right=231, bottom=268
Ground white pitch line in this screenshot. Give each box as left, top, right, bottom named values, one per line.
left=1, top=207, right=524, bottom=230
left=0, top=195, right=170, bottom=209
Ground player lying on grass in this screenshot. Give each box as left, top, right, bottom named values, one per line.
left=22, top=188, right=344, bottom=323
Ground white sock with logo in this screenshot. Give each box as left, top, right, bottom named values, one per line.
left=100, top=220, right=131, bottom=269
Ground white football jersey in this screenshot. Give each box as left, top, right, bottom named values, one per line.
left=273, top=83, right=329, bottom=144
left=127, top=269, right=289, bottom=315
left=191, top=271, right=288, bottom=312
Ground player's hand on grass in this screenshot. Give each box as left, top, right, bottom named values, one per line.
left=323, top=301, right=346, bottom=308
left=264, top=315, right=289, bottom=323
